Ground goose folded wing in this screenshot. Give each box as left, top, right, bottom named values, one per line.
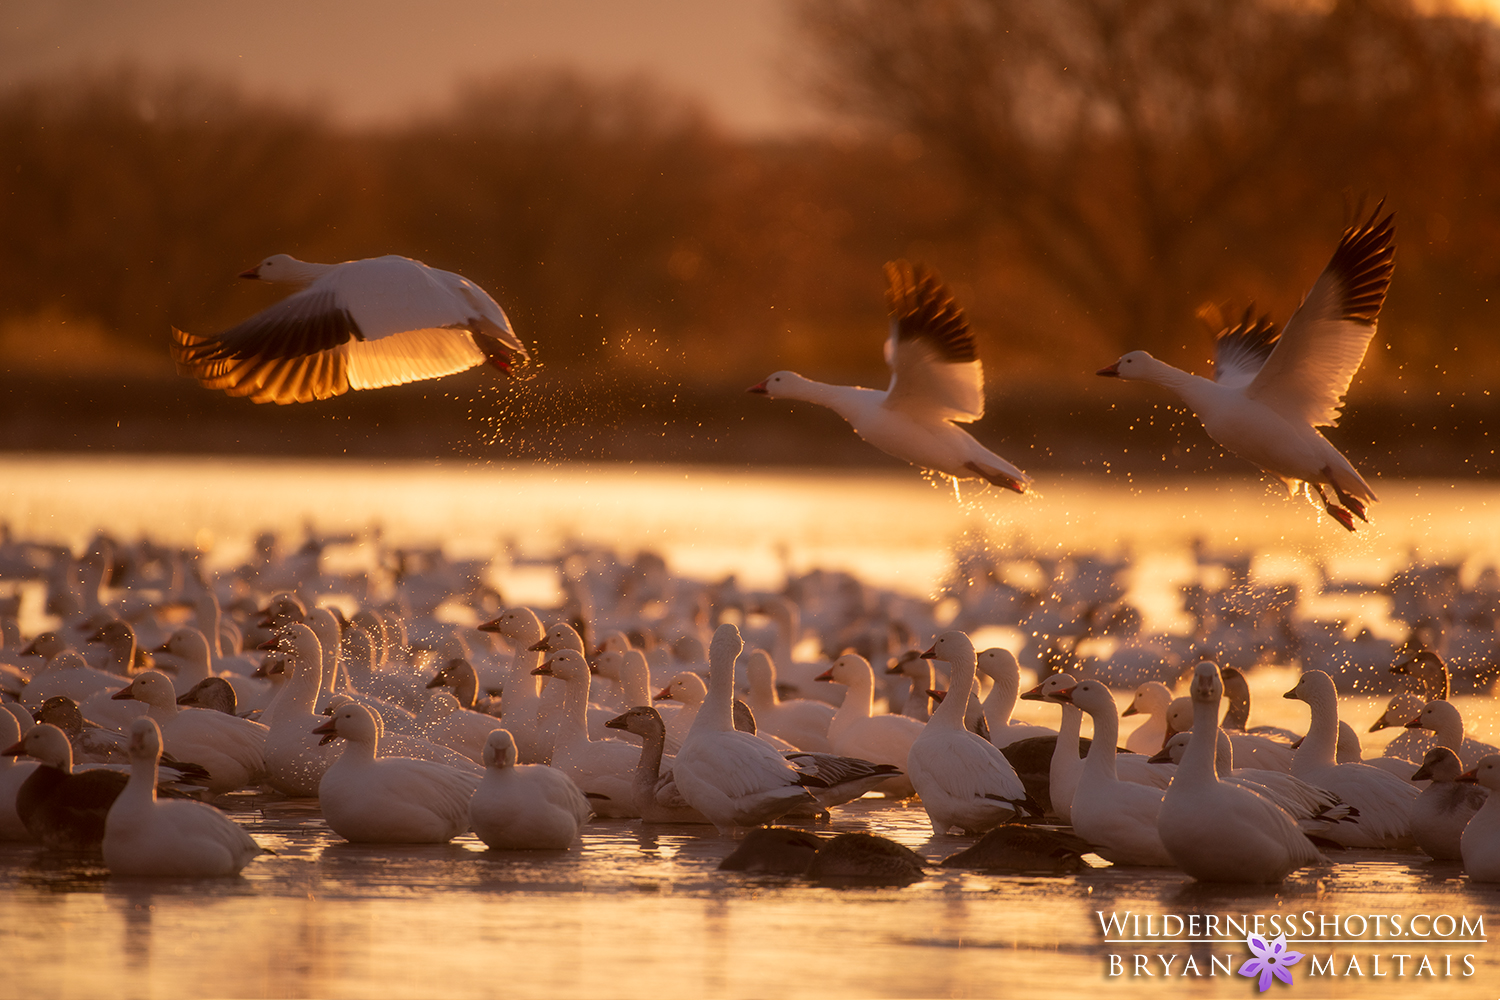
left=1245, top=208, right=1395, bottom=427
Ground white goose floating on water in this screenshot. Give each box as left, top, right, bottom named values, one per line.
left=1157, top=662, right=1325, bottom=883
left=669, top=624, right=820, bottom=836
left=906, top=632, right=1027, bottom=836
left=1057, top=679, right=1175, bottom=866
left=468, top=729, right=592, bottom=850
left=172, top=254, right=528, bottom=405
left=1098, top=206, right=1395, bottom=531
left=313, top=703, right=478, bottom=844
left=750, top=260, right=1030, bottom=492
left=1284, top=670, right=1418, bottom=847
left=102, top=718, right=267, bottom=877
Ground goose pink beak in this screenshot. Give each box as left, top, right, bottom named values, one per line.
left=747, top=381, right=768, bottom=394
left=239, top=266, right=261, bottom=279
left=1096, top=363, right=1120, bottom=377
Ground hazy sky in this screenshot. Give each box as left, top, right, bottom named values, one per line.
left=1, top=0, right=819, bottom=134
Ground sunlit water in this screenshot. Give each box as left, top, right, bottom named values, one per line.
left=3, top=455, right=1500, bottom=999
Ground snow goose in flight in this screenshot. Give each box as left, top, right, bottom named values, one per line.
left=1098, top=206, right=1395, bottom=530
left=171, top=254, right=528, bottom=404
left=750, top=261, right=1030, bottom=492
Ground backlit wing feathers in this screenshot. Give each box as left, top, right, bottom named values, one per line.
left=1212, top=307, right=1280, bottom=390
left=1245, top=207, right=1395, bottom=427
left=881, top=260, right=986, bottom=423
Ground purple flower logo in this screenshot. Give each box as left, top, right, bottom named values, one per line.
left=1239, top=933, right=1303, bottom=992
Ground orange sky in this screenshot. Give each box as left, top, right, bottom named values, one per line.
left=1, top=0, right=819, bottom=134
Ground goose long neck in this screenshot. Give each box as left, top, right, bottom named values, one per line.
left=453, top=669, right=478, bottom=710
left=561, top=672, right=591, bottom=742
left=983, top=669, right=1017, bottom=727
left=1221, top=676, right=1251, bottom=730
left=506, top=642, right=543, bottom=710
left=1083, top=703, right=1120, bottom=780
left=1418, top=659, right=1451, bottom=701
left=1430, top=706, right=1463, bottom=751
left=344, top=732, right=378, bottom=764
left=1298, top=690, right=1339, bottom=769
left=833, top=669, right=875, bottom=728
left=195, top=596, right=224, bottom=659
left=786, top=379, right=876, bottom=422
left=1180, top=695, right=1221, bottom=784
left=124, top=751, right=160, bottom=805
left=634, top=724, right=666, bottom=783
left=931, top=656, right=973, bottom=731
left=321, top=644, right=341, bottom=697
left=1058, top=703, right=1082, bottom=754
left=622, top=653, right=651, bottom=707
left=697, top=650, right=736, bottom=735
left=282, top=652, right=322, bottom=717
left=1139, top=361, right=1217, bottom=405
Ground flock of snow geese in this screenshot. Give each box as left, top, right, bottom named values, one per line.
left=173, top=207, right=1395, bottom=533
left=7, top=199, right=1490, bottom=887
left=1, top=522, right=1498, bottom=886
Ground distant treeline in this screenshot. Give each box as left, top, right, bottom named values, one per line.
left=3, top=0, right=1499, bottom=392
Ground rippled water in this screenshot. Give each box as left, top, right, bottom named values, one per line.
left=3, top=456, right=1500, bottom=999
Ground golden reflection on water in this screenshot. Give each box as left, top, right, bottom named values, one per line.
left=3, top=457, right=1500, bottom=998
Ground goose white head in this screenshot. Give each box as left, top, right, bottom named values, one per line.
left=593, top=649, right=627, bottom=683
left=1460, top=754, right=1500, bottom=790
left=1096, top=350, right=1162, bottom=380
left=1191, top=660, right=1223, bottom=704
left=111, top=670, right=178, bottom=709
left=127, top=717, right=165, bottom=762
left=815, top=653, right=873, bottom=687
left=1055, top=678, right=1116, bottom=716
left=154, top=627, right=212, bottom=662
left=1019, top=672, right=1078, bottom=703
left=747, top=371, right=817, bottom=400
left=1122, top=681, right=1172, bottom=718
left=533, top=649, right=589, bottom=683
left=921, top=630, right=977, bottom=667
left=312, top=702, right=380, bottom=746
left=262, top=622, right=323, bottom=671
left=1283, top=669, right=1337, bottom=707
left=482, top=729, right=520, bottom=769
left=709, top=621, right=744, bottom=666
left=476, top=606, right=544, bottom=643
left=3, top=722, right=74, bottom=769
left=1370, top=691, right=1425, bottom=732
left=655, top=671, right=707, bottom=706
left=239, top=253, right=326, bottom=285
left=1405, top=699, right=1462, bottom=734
left=529, top=622, right=585, bottom=655
left=976, top=647, right=1021, bottom=682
